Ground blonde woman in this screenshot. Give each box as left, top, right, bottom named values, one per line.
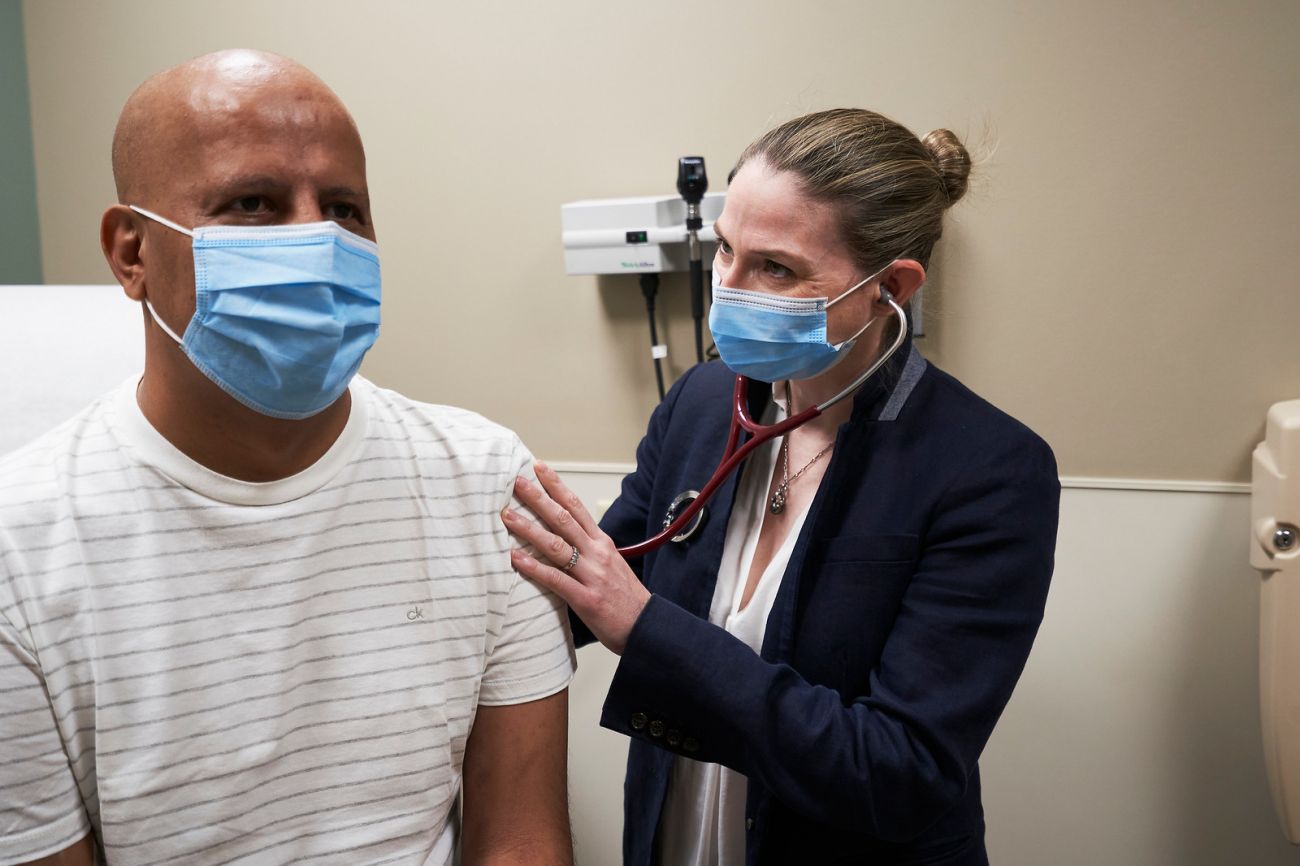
left=504, top=108, right=1059, bottom=866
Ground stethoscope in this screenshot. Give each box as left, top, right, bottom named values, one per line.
left=616, top=290, right=909, bottom=559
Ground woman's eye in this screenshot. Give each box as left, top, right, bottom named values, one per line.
left=764, top=260, right=792, bottom=278
left=717, top=239, right=733, bottom=257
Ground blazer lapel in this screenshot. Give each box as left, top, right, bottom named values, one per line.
left=759, top=343, right=928, bottom=663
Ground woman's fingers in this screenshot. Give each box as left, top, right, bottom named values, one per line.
left=510, top=543, right=647, bottom=656
left=501, top=502, right=579, bottom=572
left=511, top=474, right=588, bottom=547
left=533, top=462, right=603, bottom=538
left=502, top=471, right=652, bottom=656
left=509, top=547, right=590, bottom=607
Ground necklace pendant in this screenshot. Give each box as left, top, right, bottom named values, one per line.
left=769, top=486, right=786, bottom=515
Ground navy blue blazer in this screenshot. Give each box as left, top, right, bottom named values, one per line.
left=578, top=338, right=1060, bottom=865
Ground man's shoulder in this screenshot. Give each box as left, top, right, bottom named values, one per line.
left=354, top=377, right=527, bottom=462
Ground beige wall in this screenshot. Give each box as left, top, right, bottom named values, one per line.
left=22, top=1, right=1299, bottom=481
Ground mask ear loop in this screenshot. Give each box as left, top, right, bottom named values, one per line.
left=127, top=205, right=195, bottom=346
left=824, top=262, right=893, bottom=349
left=142, top=299, right=186, bottom=346
left=128, top=205, right=195, bottom=238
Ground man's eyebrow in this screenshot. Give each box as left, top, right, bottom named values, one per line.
left=213, top=174, right=289, bottom=193
left=320, top=185, right=368, bottom=200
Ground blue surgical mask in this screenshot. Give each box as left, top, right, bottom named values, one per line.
left=130, top=206, right=382, bottom=420
left=708, top=263, right=891, bottom=382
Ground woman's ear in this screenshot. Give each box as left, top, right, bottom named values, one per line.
left=101, top=205, right=147, bottom=301
left=878, top=259, right=927, bottom=308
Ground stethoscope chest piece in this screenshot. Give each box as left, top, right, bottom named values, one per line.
left=664, top=489, right=708, bottom=544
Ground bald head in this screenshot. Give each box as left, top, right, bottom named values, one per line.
left=111, top=49, right=361, bottom=204
left=101, top=48, right=375, bottom=378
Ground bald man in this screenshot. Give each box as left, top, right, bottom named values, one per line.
left=0, top=51, right=575, bottom=866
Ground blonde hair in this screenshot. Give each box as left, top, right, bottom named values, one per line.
left=733, top=108, right=971, bottom=270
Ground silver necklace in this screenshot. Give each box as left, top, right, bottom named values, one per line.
left=769, top=384, right=835, bottom=515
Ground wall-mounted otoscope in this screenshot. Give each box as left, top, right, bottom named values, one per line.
left=560, top=177, right=724, bottom=404
left=677, top=156, right=708, bottom=364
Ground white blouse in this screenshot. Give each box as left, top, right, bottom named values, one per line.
left=656, top=396, right=812, bottom=866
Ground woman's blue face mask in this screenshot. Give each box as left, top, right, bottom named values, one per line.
left=707, top=262, right=891, bottom=383
left=130, top=206, right=381, bottom=420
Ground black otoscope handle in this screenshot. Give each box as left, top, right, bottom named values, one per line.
left=689, top=257, right=705, bottom=362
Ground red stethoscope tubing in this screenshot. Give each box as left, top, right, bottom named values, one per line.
left=616, top=379, right=821, bottom=559
left=615, top=292, right=907, bottom=559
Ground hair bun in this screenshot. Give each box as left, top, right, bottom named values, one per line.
left=921, top=128, right=971, bottom=205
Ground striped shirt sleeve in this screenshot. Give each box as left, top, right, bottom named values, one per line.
left=0, top=600, right=92, bottom=865
left=477, top=440, right=576, bottom=706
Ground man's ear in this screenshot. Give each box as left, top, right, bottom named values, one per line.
left=101, top=205, right=147, bottom=301
left=878, top=259, right=927, bottom=309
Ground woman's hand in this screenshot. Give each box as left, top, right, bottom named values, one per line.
left=502, top=461, right=650, bottom=655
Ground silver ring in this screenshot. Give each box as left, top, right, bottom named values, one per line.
left=562, top=544, right=580, bottom=572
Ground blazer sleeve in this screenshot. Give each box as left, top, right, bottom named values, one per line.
left=569, top=364, right=704, bottom=648
left=600, top=433, right=1060, bottom=842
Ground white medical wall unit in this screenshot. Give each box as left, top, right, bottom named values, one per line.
left=560, top=192, right=725, bottom=276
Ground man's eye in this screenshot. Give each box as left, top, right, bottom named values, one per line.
left=717, top=239, right=733, bottom=256
left=232, top=196, right=269, bottom=214
left=325, top=203, right=359, bottom=221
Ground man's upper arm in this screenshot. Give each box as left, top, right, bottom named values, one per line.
left=460, top=691, right=572, bottom=866
left=458, top=437, right=577, bottom=864
left=0, top=609, right=93, bottom=866
left=480, top=438, right=577, bottom=707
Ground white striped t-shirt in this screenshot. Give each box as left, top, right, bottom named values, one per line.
left=0, top=376, right=576, bottom=866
